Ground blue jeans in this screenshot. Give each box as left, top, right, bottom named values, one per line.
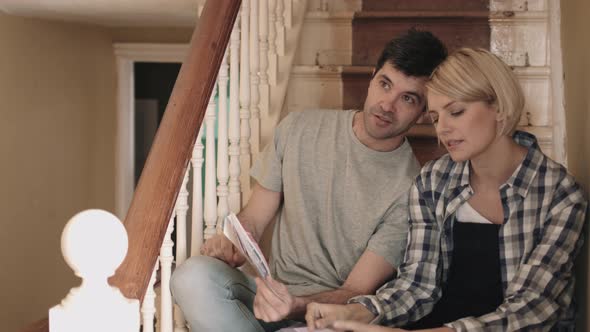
left=171, top=256, right=292, bottom=332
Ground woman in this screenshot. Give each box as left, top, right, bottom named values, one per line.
left=305, top=48, right=587, bottom=332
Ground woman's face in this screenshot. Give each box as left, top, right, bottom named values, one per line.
left=427, top=91, right=500, bottom=162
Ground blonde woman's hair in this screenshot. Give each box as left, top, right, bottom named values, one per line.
left=426, top=48, right=525, bottom=136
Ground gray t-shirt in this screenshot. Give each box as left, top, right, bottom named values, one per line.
left=251, top=109, right=420, bottom=296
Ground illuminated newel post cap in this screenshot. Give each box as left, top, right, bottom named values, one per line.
left=49, top=209, right=139, bottom=332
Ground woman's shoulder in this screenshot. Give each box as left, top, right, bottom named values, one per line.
left=514, top=130, right=580, bottom=194
left=415, top=154, right=462, bottom=190
left=419, top=153, right=459, bottom=178
left=421, top=153, right=454, bottom=172
left=536, top=154, right=586, bottom=203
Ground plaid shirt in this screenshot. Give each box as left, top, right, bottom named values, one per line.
left=350, top=131, right=587, bottom=331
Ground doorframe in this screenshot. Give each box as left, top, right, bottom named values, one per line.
left=113, top=43, right=189, bottom=219
left=548, top=0, right=567, bottom=165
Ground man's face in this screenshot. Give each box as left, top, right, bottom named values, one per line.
left=361, top=63, right=427, bottom=141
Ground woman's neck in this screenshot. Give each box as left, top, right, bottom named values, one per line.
left=469, top=135, right=528, bottom=188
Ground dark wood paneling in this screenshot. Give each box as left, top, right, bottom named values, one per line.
left=352, top=13, right=490, bottom=66
left=342, top=71, right=370, bottom=110
left=362, top=0, right=489, bottom=11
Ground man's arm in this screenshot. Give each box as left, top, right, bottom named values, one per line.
left=200, top=183, right=282, bottom=266
left=237, top=183, right=283, bottom=241
left=302, top=250, right=395, bottom=305
left=254, top=249, right=395, bottom=322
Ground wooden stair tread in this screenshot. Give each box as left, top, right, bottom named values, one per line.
left=354, top=11, right=490, bottom=19
left=362, top=0, right=489, bottom=12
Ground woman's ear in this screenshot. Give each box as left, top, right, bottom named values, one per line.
left=493, top=104, right=507, bottom=137
left=493, top=103, right=504, bottom=122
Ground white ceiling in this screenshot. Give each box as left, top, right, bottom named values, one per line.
left=0, top=0, right=207, bottom=27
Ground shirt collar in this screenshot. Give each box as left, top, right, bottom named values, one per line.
left=502, top=130, right=544, bottom=198
left=447, top=159, right=471, bottom=191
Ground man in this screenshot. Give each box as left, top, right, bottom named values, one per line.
left=171, top=29, right=447, bottom=332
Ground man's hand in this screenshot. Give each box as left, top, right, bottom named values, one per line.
left=306, top=303, right=375, bottom=331
left=200, top=234, right=246, bottom=267
left=332, top=320, right=405, bottom=332
left=253, top=277, right=305, bottom=322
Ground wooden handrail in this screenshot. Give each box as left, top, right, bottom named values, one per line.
left=21, top=1, right=241, bottom=330
left=21, top=319, right=48, bottom=332
left=111, top=0, right=241, bottom=302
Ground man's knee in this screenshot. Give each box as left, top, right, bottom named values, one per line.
left=171, top=255, right=232, bottom=297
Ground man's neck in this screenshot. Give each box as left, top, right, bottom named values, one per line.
left=352, top=111, right=405, bottom=152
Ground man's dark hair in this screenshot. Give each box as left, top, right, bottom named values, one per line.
left=375, top=28, right=447, bottom=77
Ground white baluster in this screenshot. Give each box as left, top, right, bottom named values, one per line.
left=250, top=0, right=261, bottom=162
left=204, top=83, right=218, bottom=239
left=173, top=171, right=189, bottom=332
left=229, top=14, right=242, bottom=213
left=320, top=0, right=328, bottom=11
left=190, top=127, right=205, bottom=257
left=175, top=169, right=189, bottom=266
left=276, top=0, right=286, bottom=56
left=268, top=0, right=278, bottom=86
left=285, top=0, right=292, bottom=28
left=259, top=0, right=271, bottom=124
left=240, top=0, right=252, bottom=200
left=49, top=210, right=139, bottom=332
left=217, top=50, right=230, bottom=231
left=159, top=213, right=176, bottom=332
left=141, top=261, right=159, bottom=332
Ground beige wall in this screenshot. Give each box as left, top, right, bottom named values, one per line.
left=561, top=0, right=590, bottom=329
left=110, top=26, right=193, bottom=43
left=0, top=10, right=194, bottom=328
left=0, top=13, right=117, bottom=330
left=562, top=1, right=590, bottom=188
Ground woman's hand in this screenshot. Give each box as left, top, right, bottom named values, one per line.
left=331, top=321, right=454, bottom=332
left=305, top=303, right=375, bottom=331
left=332, top=320, right=406, bottom=332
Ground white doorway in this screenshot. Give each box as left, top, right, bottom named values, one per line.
left=113, top=43, right=188, bottom=219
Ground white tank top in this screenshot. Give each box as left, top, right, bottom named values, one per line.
left=456, top=202, right=493, bottom=224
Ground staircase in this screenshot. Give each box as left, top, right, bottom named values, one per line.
left=286, top=0, right=489, bottom=164
left=285, top=0, right=559, bottom=165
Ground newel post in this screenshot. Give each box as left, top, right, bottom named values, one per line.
left=49, top=210, right=139, bottom=332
